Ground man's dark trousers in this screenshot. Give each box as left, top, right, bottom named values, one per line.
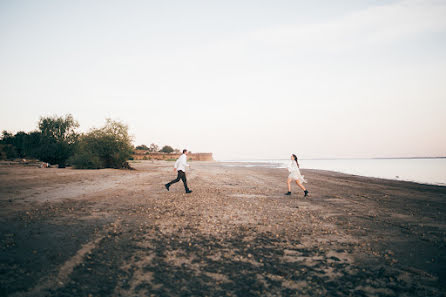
left=167, top=170, right=189, bottom=192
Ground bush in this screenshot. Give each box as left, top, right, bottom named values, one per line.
left=1, top=130, right=44, bottom=161
left=24, top=131, right=43, bottom=159
left=11, top=131, right=27, bottom=158
left=135, top=144, right=149, bottom=150
left=160, top=145, right=174, bottom=153
left=37, top=114, right=79, bottom=167
left=0, top=116, right=136, bottom=169
left=38, top=141, right=74, bottom=167
left=0, top=144, right=17, bottom=160
left=70, top=151, right=103, bottom=169
left=71, top=119, right=133, bottom=169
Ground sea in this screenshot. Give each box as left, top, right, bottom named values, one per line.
left=220, top=158, right=446, bottom=186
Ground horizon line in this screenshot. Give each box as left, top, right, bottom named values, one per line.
left=218, top=156, right=446, bottom=161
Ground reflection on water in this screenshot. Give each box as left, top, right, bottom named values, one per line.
left=221, top=158, right=446, bottom=186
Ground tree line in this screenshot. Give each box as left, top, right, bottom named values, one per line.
left=0, top=114, right=133, bottom=169
left=134, top=144, right=184, bottom=154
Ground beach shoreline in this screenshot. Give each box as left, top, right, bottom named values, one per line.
left=217, top=158, right=446, bottom=187
left=1, top=161, right=445, bottom=296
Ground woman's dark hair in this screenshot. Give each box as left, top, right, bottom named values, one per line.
left=183, top=149, right=188, bottom=154
left=292, top=154, right=300, bottom=168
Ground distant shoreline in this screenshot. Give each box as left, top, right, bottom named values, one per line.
left=218, top=158, right=446, bottom=187
left=221, top=156, right=446, bottom=161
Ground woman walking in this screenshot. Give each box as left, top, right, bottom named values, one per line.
left=285, top=154, right=309, bottom=197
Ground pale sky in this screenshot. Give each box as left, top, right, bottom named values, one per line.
left=1, top=0, right=445, bottom=160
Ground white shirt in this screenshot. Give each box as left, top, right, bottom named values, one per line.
left=287, top=161, right=300, bottom=173
left=174, top=154, right=189, bottom=172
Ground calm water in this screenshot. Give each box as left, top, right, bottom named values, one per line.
left=221, top=158, right=446, bottom=186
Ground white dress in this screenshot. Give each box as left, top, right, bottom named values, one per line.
left=287, top=161, right=307, bottom=183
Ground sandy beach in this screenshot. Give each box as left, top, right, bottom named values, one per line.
left=0, top=160, right=445, bottom=297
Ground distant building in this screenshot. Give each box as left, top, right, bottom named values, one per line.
left=132, top=150, right=214, bottom=161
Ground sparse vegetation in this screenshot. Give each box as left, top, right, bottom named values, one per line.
left=1, top=115, right=79, bottom=167
left=134, top=143, right=182, bottom=154
left=1, top=115, right=134, bottom=170
left=1, top=114, right=189, bottom=168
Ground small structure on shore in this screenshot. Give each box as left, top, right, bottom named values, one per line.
left=132, top=150, right=213, bottom=161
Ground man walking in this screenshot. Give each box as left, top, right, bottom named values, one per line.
left=165, top=149, right=192, bottom=194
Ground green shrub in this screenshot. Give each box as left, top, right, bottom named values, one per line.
left=38, top=141, right=74, bottom=167
left=11, top=131, right=27, bottom=158
left=70, top=151, right=103, bottom=169
left=23, top=131, right=42, bottom=159
left=0, top=144, right=17, bottom=160
left=0, top=132, right=18, bottom=160
left=135, top=144, right=149, bottom=150
left=71, top=119, right=133, bottom=169
left=37, top=114, right=79, bottom=167
left=160, top=145, right=174, bottom=153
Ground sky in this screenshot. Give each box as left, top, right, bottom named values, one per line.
left=1, top=0, right=445, bottom=160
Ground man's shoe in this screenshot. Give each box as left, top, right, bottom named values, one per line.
left=165, top=184, right=170, bottom=191
left=285, top=191, right=291, bottom=195
left=186, top=190, right=193, bottom=194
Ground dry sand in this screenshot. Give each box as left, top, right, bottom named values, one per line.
left=0, top=160, right=445, bottom=296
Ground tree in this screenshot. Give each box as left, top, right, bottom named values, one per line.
left=24, top=131, right=43, bottom=158
left=1, top=131, right=14, bottom=144
left=12, top=132, right=28, bottom=158
left=135, top=144, right=149, bottom=150
left=160, top=145, right=174, bottom=153
left=0, top=144, right=17, bottom=159
left=0, top=130, right=41, bottom=160
left=0, top=131, right=17, bottom=159
left=39, top=114, right=79, bottom=144
left=149, top=143, right=159, bottom=152
left=71, top=119, right=133, bottom=169
left=37, top=114, right=79, bottom=167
